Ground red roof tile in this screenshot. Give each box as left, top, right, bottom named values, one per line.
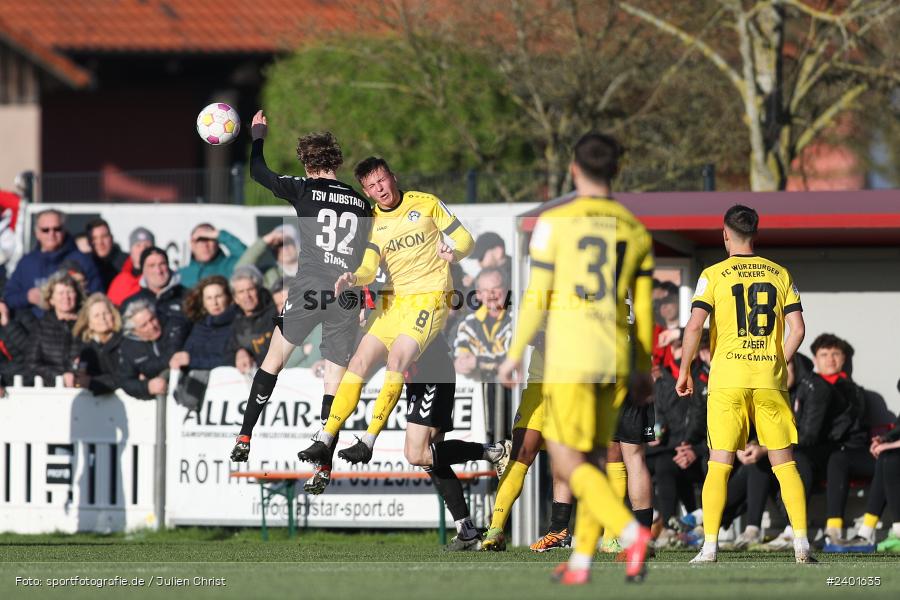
left=0, top=0, right=354, bottom=54
left=0, top=16, right=91, bottom=87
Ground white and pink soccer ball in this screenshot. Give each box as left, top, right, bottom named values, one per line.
left=196, top=102, right=240, bottom=145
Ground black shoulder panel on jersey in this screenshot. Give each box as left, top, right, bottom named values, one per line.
left=636, top=269, right=654, bottom=277
left=691, top=300, right=713, bottom=313
left=442, top=217, right=461, bottom=235
left=784, top=302, right=803, bottom=314
left=367, top=241, right=381, bottom=254
left=532, top=259, right=554, bottom=271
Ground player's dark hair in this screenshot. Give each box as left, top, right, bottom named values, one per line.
left=183, top=275, right=232, bottom=322
left=811, top=333, right=854, bottom=358
left=85, top=218, right=110, bottom=237
left=573, top=132, right=623, bottom=183
left=296, top=131, right=343, bottom=173
left=724, top=205, right=759, bottom=239
left=354, top=156, right=393, bottom=182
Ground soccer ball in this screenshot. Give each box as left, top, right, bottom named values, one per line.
left=196, top=103, right=240, bottom=145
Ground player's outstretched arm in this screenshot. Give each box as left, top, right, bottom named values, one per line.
left=248, top=110, right=299, bottom=201
left=783, top=311, right=805, bottom=365
left=502, top=266, right=554, bottom=389
left=676, top=307, right=707, bottom=397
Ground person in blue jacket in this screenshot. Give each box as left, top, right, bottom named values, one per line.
left=168, top=275, right=237, bottom=371
left=178, top=223, right=246, bottom=289
left=3, top=209, right=101, bottom=316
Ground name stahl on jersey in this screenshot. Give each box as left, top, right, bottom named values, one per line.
left=250, top=139, right=373, bottom=283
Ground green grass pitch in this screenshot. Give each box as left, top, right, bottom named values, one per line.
left=1, top=529, right=898, bottom=599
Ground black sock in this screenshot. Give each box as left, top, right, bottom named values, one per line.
left=320, top=394, right=335, bottom=426
left=548, top=501, right=573, bottom=533
left=634, top=508, right=653, bottom=528
left=431, top=440, right=484, bottom=469
left=426, top=466, right=469, bottom=522
left=239, top=369, right=278, bottom=437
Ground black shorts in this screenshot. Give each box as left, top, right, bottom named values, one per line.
left=274, top=274, right=361, bottom=367
left=405, top=381, right=455, bottom=432
left=614, top=397, right=655, bottom=444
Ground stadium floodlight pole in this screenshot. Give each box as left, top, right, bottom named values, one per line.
left=510, top=220, right=539, bottom=546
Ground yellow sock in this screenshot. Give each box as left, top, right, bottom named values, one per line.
left=602, top=461, right=628, bottom=542
left=863, top=513, right=880, bottom=529
left=324, top=372, right=364, bottom=436
left=573, top=497, right=602, bottom=557
left=569, top=462, right=633, bottom=538
left=365, top=371, right=405, bottom=437
left=773, top=461, right=808, bottom=539
left=489, top=461, right=529, bottom=531
left=701, top=461, right=732, bottom=543
left=826, top=517, right=843, bottom=532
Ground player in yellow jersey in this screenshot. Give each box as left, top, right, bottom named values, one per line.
left=296, top=158, right=502, bottom=476
left=498, top=133, right=655, bottom=584
left=675, top=204, right=815, bottom=564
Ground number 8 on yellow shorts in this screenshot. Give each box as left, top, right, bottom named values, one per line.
left=706, top=387, right=798, bottom=452
left=367, top=290, right=447, bottom=355
left=542, top=380, right=628, bottom=452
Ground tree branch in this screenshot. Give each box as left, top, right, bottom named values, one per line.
left=794, top=82, right=868, bottom=155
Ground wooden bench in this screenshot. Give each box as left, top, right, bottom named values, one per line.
left=230, top=469, right=496, bottom=543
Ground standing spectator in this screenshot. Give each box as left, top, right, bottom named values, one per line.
left=107, top=227, right=155, bottom=305
left=4, top=209, right=101, bottom=315
left=453, top=267, right=512, bottom=379
left=118, top=301, right=175, bottom=399
left=25, top=272, right=84, bottom=386
left=85, top=219, right=127, bottom=289
left=236, top=223, right=300, bottom=288
left=464, top=232, right=511, bottom=295
left=169, top=275, right=237, bottom=371
left=178, top=224, right=247, bottom=288
left=73, top=293, right=123, bottom=395
left=228, top=266, right=277, bottom=374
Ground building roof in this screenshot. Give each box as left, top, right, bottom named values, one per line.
left=0, top=16, right=91, bottom=88
left=0, top=0, right=352, bottom=55
left=518, top=190, right=900, bottom=250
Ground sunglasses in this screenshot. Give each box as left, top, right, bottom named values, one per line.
left=40, top=226, right=64, bottom=233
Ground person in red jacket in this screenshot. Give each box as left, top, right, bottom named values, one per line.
left=107, top=227, right=155, bottom=305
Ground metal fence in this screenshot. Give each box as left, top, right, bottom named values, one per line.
left=23, top=163, right=715, bottom=205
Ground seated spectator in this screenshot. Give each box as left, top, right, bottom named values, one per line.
left=179, top=224, right=246, bottom=288
left=169, top=275, right=237, bottom=371
left=118, top=300, right=176, bottom=399
left=3, top=209, right=101, bottom=315
left=25, top=272, right=84, bottom=386
left=453, top=267, right=512, bottom=380
left=107, top=227, right=155, bottom=305
left=72, top=293, right=123, bottom=395
left=121, top=247, right=190, bottom=348
left=236, top=223, right=299, bottom=288
left=86, top=218, right=128, bottom=289
left=228, top=266, right=277, bottom=374
left=0, top=302, right=37, bottom=385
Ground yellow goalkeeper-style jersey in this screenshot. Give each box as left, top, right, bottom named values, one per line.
left=509, top=196, right=655, bottom=381
left=691, top=254, right=802, bottom=392
left=352, top=191, right=473, bottom=296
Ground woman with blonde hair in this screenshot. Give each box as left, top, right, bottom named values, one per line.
left=73, top=293, right=124, bottom=394
left=25, top=271, right=84, bottom=386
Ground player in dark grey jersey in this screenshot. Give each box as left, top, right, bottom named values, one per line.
left=230, top=110, right=372, bottom=471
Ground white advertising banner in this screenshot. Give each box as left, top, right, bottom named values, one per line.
left=164, top=367, right=492, bottom=528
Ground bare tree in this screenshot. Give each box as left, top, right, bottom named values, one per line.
left=621, top=0, right=900, bottom=190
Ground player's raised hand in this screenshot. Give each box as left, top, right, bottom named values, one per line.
left=497, top=358, right=522, bottom=389
left=436, top=239, right=454, bottom=262
left=334, top=271, right=357, bottom=296
left=675, top=369, right=693, bottom=397
left=251, top=110, right=268, bottom=140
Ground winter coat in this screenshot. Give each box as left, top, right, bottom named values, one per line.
left=92, top=245, right=128, bottom=290
left=653, top=364, right=707, bottom=450
left=117, top=320, right=183, bottom=400
left=107, top=257, right=141, bottom=306
left=4, top=236, right=102, bottom=314
left=177, top=230, right=246, bottom=289
left=121, top=276, right=191, bottom=351
left=793, top=373, right=841, bottom=447
left=25, top=311, right=81, bottom=384
left=78, top=332, right=123, bottom=395
left=183, top=305, right=237, bottom=370
left=227, top=291, right=277, bottom=363
left=832, top=377, right=870, bottom=449
left=0, top=308, right=37, bottom=384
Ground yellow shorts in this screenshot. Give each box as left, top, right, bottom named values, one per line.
left=513, top=382, right=544, bottom=432
left=707, top=387, right=798, bottom=452
left=542, top=379, right=628, bottom=453
left=367, top=291, right=447, bottom=356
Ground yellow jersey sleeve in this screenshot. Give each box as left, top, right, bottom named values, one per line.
left=508, top=215, right=557, bottom=362
left=691, top=267, right=716, bottom=313
left=633, top=251, right=656, bottom=372
left=784, top=271, right=802, bottom=314
left=352, top=243, right=381, bottom=286
left=527, top=216, right=557, bottom=270
left=428, top=195, right=473, bottom=261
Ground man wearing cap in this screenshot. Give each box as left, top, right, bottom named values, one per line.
left=235, top=223, right=300, bottom=288
left=85, top=218, right=128, bottom=289
left=465, top=231, right=511, bottom=305
left=107, top=227, right=156, bottom=306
